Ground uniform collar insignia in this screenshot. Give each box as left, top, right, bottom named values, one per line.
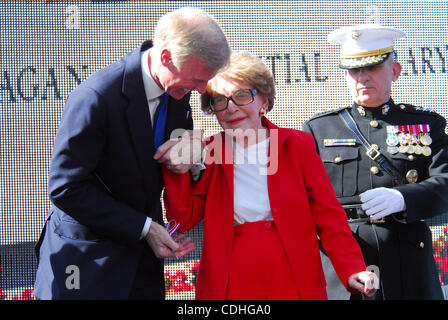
left=357, top=105, right=366, bottom=116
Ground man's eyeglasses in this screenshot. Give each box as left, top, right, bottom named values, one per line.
left=209, top=88, right=258, bottom=113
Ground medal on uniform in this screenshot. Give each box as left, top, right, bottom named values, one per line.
left=406, top=125, right=419, bottom=155
left=414, top=145, right=423, bottom=155
left=398, top=145, right=408, bottom=153
left=398, top=131, right=408, bottom=154
left=419, top=124, right=432, bottom=156
left=387, top=146, right=399, bottom=154
left=408, top=124, right=418, bottom=144
left=422, top=146, right=432, bottom=156
left=386, top=126, right=399, bottom=146
left=420, top=135, right=432, bottom=145
left=400, top=127, right=411, bottom=143
left=386, top=134, right=399, bottom=146
left=419, top=124, right=432, bottom=145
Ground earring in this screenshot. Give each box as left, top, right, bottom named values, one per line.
left=259, top=107, right=265, bottom=115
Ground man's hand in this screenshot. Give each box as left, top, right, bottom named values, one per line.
left=360, top=187, right=406, bottom=221
left=154, top=129, right=204, bottom=174
left=348, top=270, right=379, bottom=297
left=145, top=221, right=195, bottom=259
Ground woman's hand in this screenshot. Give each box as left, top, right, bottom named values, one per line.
left=348, top=270, right=379, bottom=297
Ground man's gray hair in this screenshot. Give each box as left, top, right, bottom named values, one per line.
left=154, top=7, right=231, bottom=73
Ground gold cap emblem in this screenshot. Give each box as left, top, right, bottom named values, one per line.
left=351, top=30, right=361, bottom=40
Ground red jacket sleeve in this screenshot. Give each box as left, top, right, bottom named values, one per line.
left=162, top=165, right=210, bottom=233
left=299, top=132, right=367, bottom=290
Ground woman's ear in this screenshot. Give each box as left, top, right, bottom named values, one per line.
left=260, top=95, right=269, bottom=111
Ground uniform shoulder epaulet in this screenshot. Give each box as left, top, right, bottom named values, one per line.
left=396, top=103, right=439, bottom=115
left=395, top=103, right=447, bottom=123
left=307, top=106, right=350, bottom=121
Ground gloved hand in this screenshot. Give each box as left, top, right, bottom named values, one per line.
left=360, top=187, right=406, bottom=221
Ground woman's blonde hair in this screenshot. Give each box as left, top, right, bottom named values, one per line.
left=200, top=51, right=276, bottom=114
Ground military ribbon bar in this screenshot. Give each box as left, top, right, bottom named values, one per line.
left=323, top=138, right=357, bottom=146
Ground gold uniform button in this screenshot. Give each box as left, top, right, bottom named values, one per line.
left=369, top=120, right=378, bottom=128
left=408, top=155, right=415, bottom=161
left=399, top=104, right=406, bottom=110
left=370, top=166, right=379, bottom=175
left=334, top=156, right=342, bottom=163
left=419, top=242, right=424, bottom=248
left=406, top=169, right=419, bottom=183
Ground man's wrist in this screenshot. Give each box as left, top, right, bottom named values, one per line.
left=141, top=217, right=152, bottom=240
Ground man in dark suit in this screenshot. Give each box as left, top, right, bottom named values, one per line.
left=33, top=7, right=231, bottom=300
left=303, top=25, right=448, bottom=299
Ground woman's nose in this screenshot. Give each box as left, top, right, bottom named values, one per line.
left=226, top=100, right=239, bottom=113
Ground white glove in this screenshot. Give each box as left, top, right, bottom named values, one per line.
left=360, top=187, right=406, bottom=221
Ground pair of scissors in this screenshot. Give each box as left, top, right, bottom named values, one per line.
left=166, top=219, right=181, bottom=237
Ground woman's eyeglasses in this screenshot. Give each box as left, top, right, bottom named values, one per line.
left=209, top=88, right=258, bottom=113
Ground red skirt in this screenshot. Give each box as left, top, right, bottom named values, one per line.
left=225, top=220, right=300, bottom=300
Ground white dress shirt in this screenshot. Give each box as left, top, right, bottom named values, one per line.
left=140, top=47, right=166, bottom=239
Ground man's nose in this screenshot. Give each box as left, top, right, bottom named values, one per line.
left=357, top=68, right=371, bottom=80
left=196, top=82, right=208, bottom=94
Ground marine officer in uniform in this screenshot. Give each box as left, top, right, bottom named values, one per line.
left=303, top=24, right=448, bottom=299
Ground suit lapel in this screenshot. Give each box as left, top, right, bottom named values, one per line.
left=263, top=117, right=287, bottom=176
left=122, top=41, right=159, bottom=196
left=121, top=41, right=193, bottom=199
left=221, top=133, right=235, bottom=195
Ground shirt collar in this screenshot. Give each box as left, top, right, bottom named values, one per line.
left=141, top=48, right=165, bottom=101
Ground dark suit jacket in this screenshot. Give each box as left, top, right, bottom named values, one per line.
left=33, top=41, right=193, bottom=299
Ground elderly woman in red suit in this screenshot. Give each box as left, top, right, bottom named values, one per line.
left=161, top=51, right=378, bottom=300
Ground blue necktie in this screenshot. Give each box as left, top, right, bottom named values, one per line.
left=153, top=93, right=168, bottom=149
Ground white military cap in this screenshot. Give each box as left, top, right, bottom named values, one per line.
left=327, top=24, right=406, bottom=69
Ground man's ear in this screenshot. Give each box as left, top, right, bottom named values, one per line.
left=160, top=49, right=172, bottom=67
left=392, top=61, right=402, bottom=82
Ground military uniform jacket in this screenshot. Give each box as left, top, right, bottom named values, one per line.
left=303, top=99, right=448, bottom=299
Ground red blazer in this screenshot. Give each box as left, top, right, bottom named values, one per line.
left=163, top=117, right=366, bottom=300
